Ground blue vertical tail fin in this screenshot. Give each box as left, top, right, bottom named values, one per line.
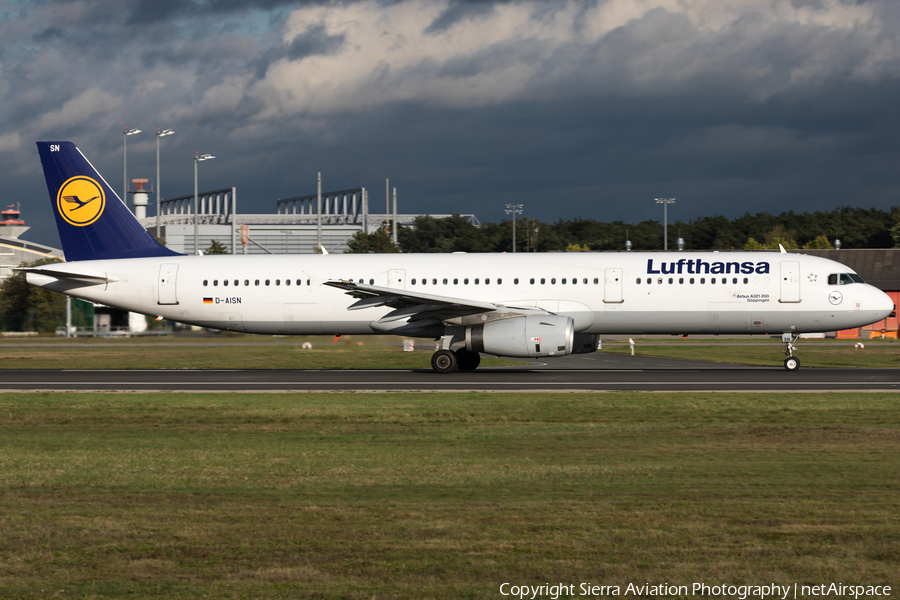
left=37, top=141, right=181, bottom=261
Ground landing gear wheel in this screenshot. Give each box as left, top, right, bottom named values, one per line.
left=784, top=357, right=800, bottom=372
left=431, top=349, right=458, bottom=373
left=455, top=348, right=481, bottom=371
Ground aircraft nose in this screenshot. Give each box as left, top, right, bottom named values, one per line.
left=873, top=288, right=894, bottom=320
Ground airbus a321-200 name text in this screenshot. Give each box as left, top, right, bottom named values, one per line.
left=23, top=142, right=893, bottom=373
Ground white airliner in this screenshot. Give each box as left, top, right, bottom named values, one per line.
left=23, top=142, right=894, bottom=373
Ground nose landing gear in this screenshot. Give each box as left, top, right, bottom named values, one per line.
left=782, top=332, right=800, bottom=371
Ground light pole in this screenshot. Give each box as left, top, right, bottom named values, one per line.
left=123, top=127, right=141, bottom=204
left=505, top=204, right=523, bottom=253
left=194, top=152, right=215, bottom=255
left=155, top=128, right=174, bottom=239
left=655, top=198, right=676, bottom=251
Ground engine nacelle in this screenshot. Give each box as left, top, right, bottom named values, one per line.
left=466, top=315, right=574, bottom=358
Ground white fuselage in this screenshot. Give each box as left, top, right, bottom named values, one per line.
left=27, top=252, right=893, bottom=337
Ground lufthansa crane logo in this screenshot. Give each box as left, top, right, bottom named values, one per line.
left=57, top=176, right=105, bottom=226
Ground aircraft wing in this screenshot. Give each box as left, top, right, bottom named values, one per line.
left=323, top=280, right=502, bottom=323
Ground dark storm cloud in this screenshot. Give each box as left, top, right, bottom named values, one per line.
left=126, top=0, right=311, bottom=24
left=425, top=0, right=500, bottom=34
left=3, top=0, right=900, bottom=247
left=251, top=23, right=346, bottom=78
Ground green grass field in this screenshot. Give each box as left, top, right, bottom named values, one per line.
left=0, top=391, right=897, bottom=598
left=0, top=336, right=523, bottom=370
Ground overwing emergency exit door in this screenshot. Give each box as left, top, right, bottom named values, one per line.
left=388, top=269, right=406, bottom=290
left=604, top=268, right=623, bottom=303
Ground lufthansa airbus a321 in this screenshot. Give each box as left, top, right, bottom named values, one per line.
left=22, top=142, right=894, bottom=373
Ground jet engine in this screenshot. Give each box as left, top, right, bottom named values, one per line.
left=465, top=315, right=574, bottom=358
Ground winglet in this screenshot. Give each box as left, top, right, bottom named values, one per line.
left=779, top=244, right=786, bottom=253
left=36, top=142, right=181, bottom=262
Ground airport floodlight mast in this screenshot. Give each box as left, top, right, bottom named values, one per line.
left=194, top=152, right=215, bottom=255
left=317, top=172, right=322, bottom=250
left=155, top=128, right=174, bottom=239
left=123, top=128, right=141, bottom=209
left=654, top=198, right=676, bottom=251
left=505, top=203, right=523, bottom=253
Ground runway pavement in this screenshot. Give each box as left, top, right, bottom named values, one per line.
left=1, top=352, right=896, bottom=391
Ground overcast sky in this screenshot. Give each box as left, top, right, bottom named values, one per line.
left=2, top=0, right=899, bottom=247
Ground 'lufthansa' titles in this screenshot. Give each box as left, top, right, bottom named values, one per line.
left=647, top=259, right=770, bottom=275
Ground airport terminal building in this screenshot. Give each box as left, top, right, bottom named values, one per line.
left=137, top=186, right=476, bottom=255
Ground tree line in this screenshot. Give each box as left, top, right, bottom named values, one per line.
left=347, top=206, right=900, bottom=253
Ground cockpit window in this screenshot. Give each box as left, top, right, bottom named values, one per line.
left=829, top=273, right=865, bottom=285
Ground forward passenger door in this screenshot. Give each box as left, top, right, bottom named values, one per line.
left=780, top=261, right=801, bottom=303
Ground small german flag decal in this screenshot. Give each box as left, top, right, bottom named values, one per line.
left=203, top=298, right=213, bottom=304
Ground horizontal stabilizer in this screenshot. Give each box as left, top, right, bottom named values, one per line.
left=17, top=264, right=114, bottom=283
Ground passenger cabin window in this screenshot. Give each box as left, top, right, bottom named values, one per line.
left=255, top=280, right=260, bottom=286
left=497, top=278, right=502, bottom=285
left=514, top=278, right=519, bottom=284
left=244, top=280, right=249, bottom=286
left=265, top=280, right=270, bottom=286
left=203, top=280, right=208, bottom=286
left=223, top=280, right=229, bottom=287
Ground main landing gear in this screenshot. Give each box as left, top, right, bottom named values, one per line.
left=430, top=347, right=481, bottom=373
left=782, top=332, right=800, bottom=372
